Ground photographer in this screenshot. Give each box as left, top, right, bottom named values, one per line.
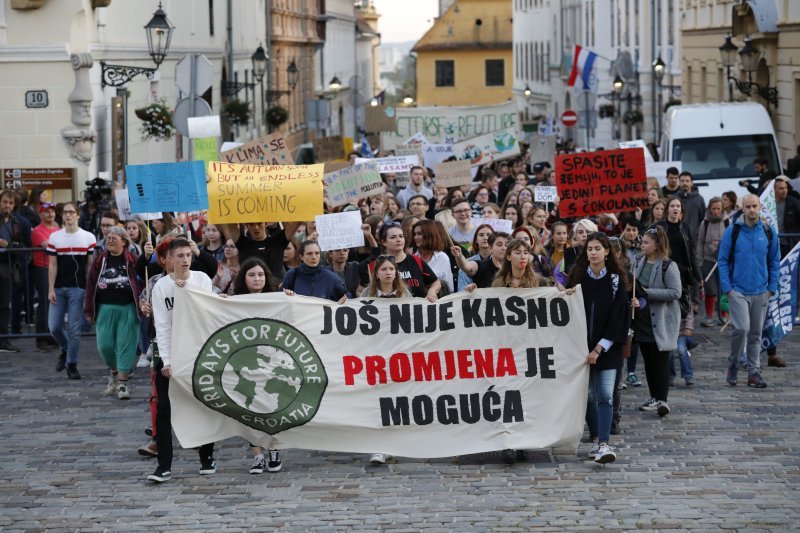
left=79, top=178, right=113, bottom=236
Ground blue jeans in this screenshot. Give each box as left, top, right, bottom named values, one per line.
left=669, top=335, right=695, bottom=381
left=586, top=367, right=616, bottom=443
left=48, top=287, right=85, bottom=364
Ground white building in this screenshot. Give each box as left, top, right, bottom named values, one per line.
left=512, top=0, right=681, bottom=150
left=0, top=0, right=268, bottom=200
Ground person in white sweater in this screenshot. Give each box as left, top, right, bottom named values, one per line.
left=147, top=238, right=215, bottom=483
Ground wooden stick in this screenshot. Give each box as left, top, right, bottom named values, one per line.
left=631, top=265, right=636, bottom=320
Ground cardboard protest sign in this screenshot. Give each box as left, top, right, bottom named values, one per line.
left=534, top=186, right=558, bottom=203
left=555, top=148, right=648, bottom=217
left=193, top=137, right=219, bottom=171
left=354, top=155, right=418, bottom=174
left=423, top=144, right=456, bottom=169
left=206, top=162, right=324, bottom=223
left=365, top=105, right=398, bottom=132
left=324, top=161, right=351, bottom=174
left=434, top=160, right=472, bottom=188
left=220, top=132, right=293, bottom=166
left=618, top=139, right=655, bottom=164
left=315, top=211, right=365, bottom=251
left=313, top=135, right=346, bottom=162
left=114, top=188, right=160, bottom=221
left=169, top=286, right=590, bottom=457
left=324, top=163, right=385, bottom=207
left=125, top=161, right=209, bottom=214
left=187, top=116, right=221, bottom=138
left=382, top=101, right=519, bottom=151
left=453, top=127, right=521, bottom=167
left=394, top=143, right=423, bottom=165
left=529, top=134, right=556, bottom=165
left=472, top=217, right=513, bottom=234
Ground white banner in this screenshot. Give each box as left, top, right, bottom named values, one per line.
left=169, top=286, right=589, bottom=457
left=382, top=102, right=520, bottom=151
left=315, top=211, right=365, bottom=251
left=354, top=155, right=419, bottom=174
left=453, top=127, right=522, bottom=168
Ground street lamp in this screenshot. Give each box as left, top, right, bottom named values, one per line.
left=370, top=97, right=379, bottom=107
left=287, top=60, right=299, bottom=90
left=329, top=76, right=343, bottom=92
left=613, top=75, right=624, bottom=94
left=251, top=43, right=268, bottom=83
left=718, top=35, right=778, bottom=106
left=403, top=95, right=414, bottom=105
left=101, top=2, right=175, bottom=87
left=651, top=55, right=680, bottom=141
left=523, top=85, right=532, bottom=97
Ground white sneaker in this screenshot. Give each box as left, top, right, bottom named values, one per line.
left=639, top=398, right=659, bottom=411
left=137, top=355, right=151, bottom=368
left=104, top=375, right=117, bottom=396
left=657, top=401, right=670, bottom=417
left=116, top=383, right=130, bottom=400
left=369, top=453, right=386, bottom=465
left=594, top=443, right=616, bottom=464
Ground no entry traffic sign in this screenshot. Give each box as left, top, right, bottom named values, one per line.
left=561, top=110, right=578, bottom=127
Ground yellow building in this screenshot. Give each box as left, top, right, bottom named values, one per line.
left=412, top=0, right=512, bottom=107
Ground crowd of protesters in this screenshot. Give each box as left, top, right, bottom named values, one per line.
left=0, top=139, right=791, bottom=480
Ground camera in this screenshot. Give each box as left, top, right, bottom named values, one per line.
left=82, top=177, right=113, bottom=212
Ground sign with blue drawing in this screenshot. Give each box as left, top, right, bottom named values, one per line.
left=125, top=160, right=209, bottom=213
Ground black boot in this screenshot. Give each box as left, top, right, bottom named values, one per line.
left=66, top=363, right=81, bottom=380
left=56, top=351, right=67, bottom=372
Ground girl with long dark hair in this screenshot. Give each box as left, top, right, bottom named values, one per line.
left=564, top=232, right=630, bottom=464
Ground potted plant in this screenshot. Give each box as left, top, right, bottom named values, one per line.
left=135, top=99, right=175, bottom=141
left=623, top=109, right=643, bottom=126
left=223, top=100, right=251, bottom=126
left=598, top=104, right=615, bottom=119
left=266, top=105, right=289, bottom=128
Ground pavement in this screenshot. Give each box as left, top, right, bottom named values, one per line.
left=1, top=325, right=799, bottom=532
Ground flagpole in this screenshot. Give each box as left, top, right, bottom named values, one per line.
left=584, top=91, right=591, bottom=150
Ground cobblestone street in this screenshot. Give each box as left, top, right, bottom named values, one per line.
left=1, top=326, right=798, bottom=531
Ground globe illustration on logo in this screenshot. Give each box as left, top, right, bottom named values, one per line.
left=494, top=130, right=516, bottom=152
left=220, top=345, right=303, bottom=414
left=463, top=144, right=483, bottom=165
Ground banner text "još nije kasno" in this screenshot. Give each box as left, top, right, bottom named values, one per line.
left=170, top=287, right=590, bottom=458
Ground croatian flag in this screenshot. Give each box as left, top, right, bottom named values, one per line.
left=567, top=45, right=598, bottom=89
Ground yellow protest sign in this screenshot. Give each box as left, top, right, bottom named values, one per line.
left=206, top=162, right=324, bottom=223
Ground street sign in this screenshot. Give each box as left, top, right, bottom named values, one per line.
left=561, top=110, right=578, bottom=127
left=2, top=168, right=74, bottom=189
left=578, top=111, right=598, bottom=129
left=25, top=90, right=48, bottom=109
left=175, top=54, right=214, bottom=95
left=576, top=90, right=596, bottom=110
left=173, top=96, right=213, bottom=137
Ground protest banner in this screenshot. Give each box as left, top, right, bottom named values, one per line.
left=452, top=127, right=521, bottom=167
left=354, top=155, right=418, bottom=174
left=206, top=162, right=324, bottom=223
left=169, top=286, right=589, bottom=457
left=187, top=116, right=221, bottom=138
left=555, top=148, right=648, bottom=217
left=324, top=162, right=385, bottom=207
left=529, top=134, right=556, bottom=164
left=382, top=101, right=520, bottom=151
left=423, top=143, right=456, bottom=169
left=760, top=180, right=778, bottom=230
left=434, top=160, right=472, bottom=188
left=762, top=241, right=800, bottom=350
left=472, top=217, right=513, bottom=234
left=394, top=143, right=425, bottom=185
left=313, top=135, right=346, bottom=162
left=534, top=186, right=559, bottom=203
left=114, top=188, right=160, bottom=221
left=365, top=105, right=398, bottom=132
left=220, top=132, right=293, bottom=166
left=193, top=137, right=219, bottom=171
left=125, top=160, right=209, bottom=214
left=315, top=211, right=365, bottom=251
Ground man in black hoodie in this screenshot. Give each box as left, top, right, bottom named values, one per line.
left=677, top=171, right=706, bottom=238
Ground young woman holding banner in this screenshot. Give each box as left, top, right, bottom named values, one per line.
left=564, top=232, right=630, bottom=464
left=231, top=258, right=283, bottom=474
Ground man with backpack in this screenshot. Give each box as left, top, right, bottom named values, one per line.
left=717, top=194, right=780, bottom=388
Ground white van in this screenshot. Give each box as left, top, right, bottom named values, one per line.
left=660, top=102, right=782, bottom=201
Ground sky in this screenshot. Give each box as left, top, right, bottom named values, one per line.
left=373, top=0, right=438, bottom=44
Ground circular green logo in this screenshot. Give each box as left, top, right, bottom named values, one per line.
left=193, top=318, right=327, bottom=434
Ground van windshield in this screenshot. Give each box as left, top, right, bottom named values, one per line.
left=671, top=135, right=780, bottom=180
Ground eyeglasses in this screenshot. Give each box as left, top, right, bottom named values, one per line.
left=453, top=209, right=472, bottom=215
left=101, top=224, right=114, bottom=229
left=105, top=235, right=121, bottom=241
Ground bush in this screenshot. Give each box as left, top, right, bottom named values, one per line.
left=135, top=99, right=175, bottom=141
